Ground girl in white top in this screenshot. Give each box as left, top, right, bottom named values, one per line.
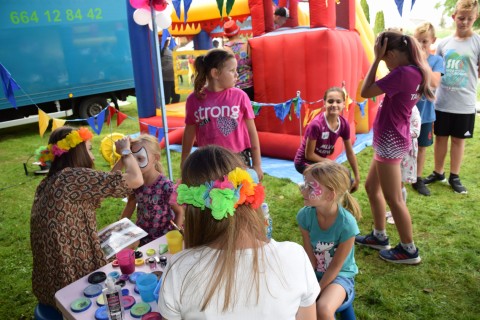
left=158, top=145, right=319, bottom=320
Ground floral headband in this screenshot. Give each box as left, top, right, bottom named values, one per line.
left=37, top=127, right=93, bottom=163
left=175, top=167, right=265, bottom=220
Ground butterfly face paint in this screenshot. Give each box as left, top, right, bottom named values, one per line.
left=133, top=147, right=148, bottom=168
left=301, top=174, right=324, bottom=201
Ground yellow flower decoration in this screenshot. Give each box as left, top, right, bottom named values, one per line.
left=227, top=167, right=253, bottom=188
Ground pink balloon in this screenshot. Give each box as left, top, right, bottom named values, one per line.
left=152, top=0, right=168, bottom=11
left=130, top=0, right=149, bottom=10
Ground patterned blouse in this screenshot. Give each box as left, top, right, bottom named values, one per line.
left=224, top=40, right=253, bottom=90
left=30, top=167, right=130, bottom=308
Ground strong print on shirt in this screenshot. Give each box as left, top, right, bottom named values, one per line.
left=193, top=105, right=240, bottom=121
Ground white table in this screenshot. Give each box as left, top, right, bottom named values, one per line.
left=55, top=236, right=171, bottom=319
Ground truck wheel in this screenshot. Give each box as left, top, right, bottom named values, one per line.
left=78, top=96, right=108, bottom=119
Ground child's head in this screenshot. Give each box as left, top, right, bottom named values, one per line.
left=302, top=161, right=361, bottom=220
left=453, top=0, right=478, bottom=35
left=180, top=145, right=266, bottom=249
left=378, top=30, right=435, bottom=101
left=130, top=134, right=163, bottom=174
left=323, top=87, right=346, bottom=117
left=193, top=49, right=237, bottom=98
left=414, top=22, right=436, bottom=54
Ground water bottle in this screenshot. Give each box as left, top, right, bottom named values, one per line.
left=261, top=203, right=273, bottom=239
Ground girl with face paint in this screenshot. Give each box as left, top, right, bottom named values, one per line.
left=296, top=161, right=362, bottom=320
left=118, top=134, right=184, bottom=246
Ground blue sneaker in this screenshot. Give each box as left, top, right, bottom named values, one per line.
left=355, top=232, right=391, bottom=250
left=379, top=243, right=421, bottom=265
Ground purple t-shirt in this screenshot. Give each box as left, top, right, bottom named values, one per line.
left=294, top=113, right=350, bottom=166
left=134, top=174, right=175, bottom=245
left=374, top=65, right=422, bottom=160
left=185, top=87, right=255, bottom=153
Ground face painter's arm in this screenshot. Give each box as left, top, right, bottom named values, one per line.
left=115, top=137, right=144, bottom=189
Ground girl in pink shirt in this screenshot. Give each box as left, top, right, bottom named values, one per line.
left=181, top=49, right=263, bottom=180
left=355, top=31, right=434, bottom=265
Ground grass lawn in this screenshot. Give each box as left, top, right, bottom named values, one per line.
left=0, top=99, right=479, bottom=319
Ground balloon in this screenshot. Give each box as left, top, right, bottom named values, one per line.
left=157, top=14, right=172, bottom=29
left=133, top=9, right=151, bottom=26
left=130, top=0, right=149, bottom=9
left=162, top=3, right=173, bottom=16
left=152, top=0, right=168, bottom=11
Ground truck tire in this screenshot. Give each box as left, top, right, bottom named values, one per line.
left=78, top=96, right=108, bottom=119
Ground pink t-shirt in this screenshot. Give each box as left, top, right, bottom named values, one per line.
left=294, top=113, right=350, bottom=166
left=185, top=87, right=255, bottom=152
left=374, top=65, right=422, bottom=159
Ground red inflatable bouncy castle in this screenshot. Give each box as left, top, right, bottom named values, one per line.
left=249, top=0, right=378, bottom=160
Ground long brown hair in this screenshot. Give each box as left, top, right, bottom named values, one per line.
left=171, top=145, right=267, bottom=312
left=193, top=49, right=235, bottom=99
left=47, top=126, right=93, bottom=177
left=304, top=161, right=362, bottom=220
left=379, top=30, right=435, bottom=101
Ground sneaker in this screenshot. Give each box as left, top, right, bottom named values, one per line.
left=385, top=211, right=395, bottom=225
left=379, top=243, right=421, bottom=265
left=424, top=171, right=447, bottom=184
left=412, top=178, right=431, bottom=196
left=448, top=176, right=468, bottom=194
left=355, top=232, right=391, bottom=250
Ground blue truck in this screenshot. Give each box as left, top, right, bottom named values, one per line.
left=0, top=0, right=135, bottom=127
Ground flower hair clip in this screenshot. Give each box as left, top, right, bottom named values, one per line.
left=38, top=127, right=93, bottom=162
left=176, top=168, right=265, bottom=220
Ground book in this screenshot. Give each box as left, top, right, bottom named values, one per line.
left=98, top=218, right=147, bottom=259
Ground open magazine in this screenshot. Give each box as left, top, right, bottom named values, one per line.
left=98, top=218, right=147, bottom=259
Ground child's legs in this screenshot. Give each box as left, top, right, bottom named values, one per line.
left=365, top=159, right=386, bottom=230
left=376, top=161, right=413, bottom=244
left=434, top=136, right=449, bottom=173
left=450, top=137, right=465, bottom=175
left=316, top=277, right=353, bottom=320
left=417, top=122, right=434, bottom=177
left=417, top=146, right=427, bottom=177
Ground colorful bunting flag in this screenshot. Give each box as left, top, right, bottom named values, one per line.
left=52, top=118, right=66, bottom=131
left=172, top=0, right=181, bottom=20
left=357, top=101, right=367, bottom=117
left=0, top=63, right=21, bottom=109
left=87, top=109, right=106, bottom=134
left=157, top=128, right=165, bottom=143
left=38, top=109, right=50, bottom=137
left=395, top=0, right=404, bottom=16
left=183, top=0, right=193, bottom=22
left=148, top=125, right=158, bottom=137
left=107, top=106, right=117, bottom=125
left=117, top=111, right=128, bottom=127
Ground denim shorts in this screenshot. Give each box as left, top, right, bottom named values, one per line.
left=316, top=275, right=355, bottom=302
left=332, top=276, right=355, bottom=302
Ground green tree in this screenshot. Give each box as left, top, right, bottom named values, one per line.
left=361, top=0, right=370, bottom=23
left=373, top=11, right=385, bottom=36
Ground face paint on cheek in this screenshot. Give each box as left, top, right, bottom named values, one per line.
left=133, top=147, right=148, bottom=168
left=308, top=180, right=323, bottom=200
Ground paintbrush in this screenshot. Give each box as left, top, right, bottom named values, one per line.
left=170, top=220, right=184, bottom=236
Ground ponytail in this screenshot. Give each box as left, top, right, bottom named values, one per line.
left=193, top=55, right=207, bottom=99
left=193, top=49, right=235, bottom=99
left=341, top=192, right=362, bottom=221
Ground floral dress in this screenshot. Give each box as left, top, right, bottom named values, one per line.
left=134, top=174, right=175, bottom=245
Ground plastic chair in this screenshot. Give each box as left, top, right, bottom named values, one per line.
left=34, top=303, right=63, bottom=320
left=335, top=290, right=355, bottom=320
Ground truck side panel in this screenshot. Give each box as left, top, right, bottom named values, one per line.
left=0, top=0, right=134, bottom=111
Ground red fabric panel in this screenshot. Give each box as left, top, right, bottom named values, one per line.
left=248, top=0, right=267, bottom=36
left=250, top=28, right=372, bottom=160
left=336, top=0, right=356, bottom=30
left=309, top=0, right=336, bottom=28
left=278, top=0, right=299, bottom=27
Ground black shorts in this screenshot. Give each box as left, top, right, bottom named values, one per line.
left=434, top=110, right=475, bottom=139
left=418, top=122, right=434, bottom=147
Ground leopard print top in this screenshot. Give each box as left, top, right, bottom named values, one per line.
left=30, top=167, right=129, bottom=308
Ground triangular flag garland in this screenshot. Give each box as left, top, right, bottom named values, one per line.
left=52, top=118, right=66, bottom=131
left=38, top=109, right=50, bottom=138
left=32, top=82, right=372, bottom=139
left=0, top=63, right=21, bottom=109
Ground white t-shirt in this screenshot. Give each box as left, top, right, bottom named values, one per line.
left=158, top=240, right=320, bottom=320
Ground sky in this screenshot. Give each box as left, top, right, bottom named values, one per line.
left=366, top=0, right=451, bottom=30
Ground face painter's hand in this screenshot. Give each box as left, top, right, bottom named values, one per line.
left=115, top=137, right=131, bottom=154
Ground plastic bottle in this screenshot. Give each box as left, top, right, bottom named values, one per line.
left=261, top=203, right=273, bottom=239
left=103, top=276, right=124, bottom=320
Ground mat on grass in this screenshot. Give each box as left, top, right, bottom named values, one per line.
left=168, top=131, right=373, bottom=184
